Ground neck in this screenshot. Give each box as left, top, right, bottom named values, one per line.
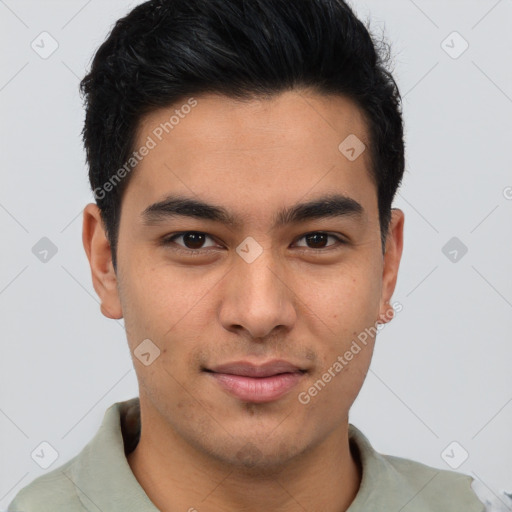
left=126, top=401, right=362, bottom=512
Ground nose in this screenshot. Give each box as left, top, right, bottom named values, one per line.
left=218, top=248, right=297, bottom=340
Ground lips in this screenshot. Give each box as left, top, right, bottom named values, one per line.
left=209, top=360, right=304, bottom=377
left=204, top=360, right=306, bottom=403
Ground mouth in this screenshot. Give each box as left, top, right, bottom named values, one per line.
left=203, top=360, right=307, bottom=403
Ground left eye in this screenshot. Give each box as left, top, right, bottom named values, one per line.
left=294, top=232, right=344, bottom=249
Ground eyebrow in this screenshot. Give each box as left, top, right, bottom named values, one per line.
left=141, top=193, right=365, bottom=229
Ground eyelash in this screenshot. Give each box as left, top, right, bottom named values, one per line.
left=160, top=231, right=347, bottom=255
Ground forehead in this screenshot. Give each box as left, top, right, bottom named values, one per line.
left=123, top=90, right=376, bottom=227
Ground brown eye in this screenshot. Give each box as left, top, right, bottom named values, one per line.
left=181, top=232, right=206, bottom=249
left=305, top=233, right=328, bottom=248
left=294, top=232, right=345, bottom=250
left=163, top=232, right=218, bottom=251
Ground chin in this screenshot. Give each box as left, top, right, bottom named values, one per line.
left=203, top=434, right=305, bottom=476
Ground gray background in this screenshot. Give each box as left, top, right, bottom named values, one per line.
left=1, top=0, right=511, bottom=507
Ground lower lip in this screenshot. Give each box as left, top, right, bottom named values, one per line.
left=208, top=372, right=304, bottom=403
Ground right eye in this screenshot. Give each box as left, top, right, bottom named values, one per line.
left=160, top=231, right=223, bottom=254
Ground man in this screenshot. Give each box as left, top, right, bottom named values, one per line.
left=8, top=0, right=508, bottom=510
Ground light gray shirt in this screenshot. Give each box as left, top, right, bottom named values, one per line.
left=8, top=397, right=507, bottom=511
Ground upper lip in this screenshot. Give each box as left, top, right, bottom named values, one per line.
left=206, top=359, right=305, bottom=378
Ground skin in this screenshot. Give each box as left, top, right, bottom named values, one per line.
left=82, top=89, right=404, bottom=512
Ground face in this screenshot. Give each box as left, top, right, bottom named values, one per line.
left=83, top=90, right=404, bottom=471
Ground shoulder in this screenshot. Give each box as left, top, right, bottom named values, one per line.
left=348, top=424, right=486, bottom=511
left=7, top=399, right=137, bottom=512
left=384, top=453, right=485, bottom=510
left=382, top=453, right=512, bottom=511
left=7, top=457, right=85, bottom=511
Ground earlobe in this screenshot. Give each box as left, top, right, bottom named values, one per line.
left=376, top=300, right=394, bottom=325
left=82, top=203, right=123, bottom=320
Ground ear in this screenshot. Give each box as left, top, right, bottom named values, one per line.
left=376, top=208, right=404, bottom=325
left=82, top=203, right=123, bottom=320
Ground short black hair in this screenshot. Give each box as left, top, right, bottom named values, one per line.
left=80, top=0, right=405, bottom=271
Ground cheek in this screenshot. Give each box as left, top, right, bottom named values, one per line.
left=295, top=263, right=381, bottom=334
left=121, top=261, right=215, bottom=344
left=298, top=331, right=375, bottom=421
left=120, top=268, right=218, bottom=389
left=292, top=261, right=381, bottom=394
